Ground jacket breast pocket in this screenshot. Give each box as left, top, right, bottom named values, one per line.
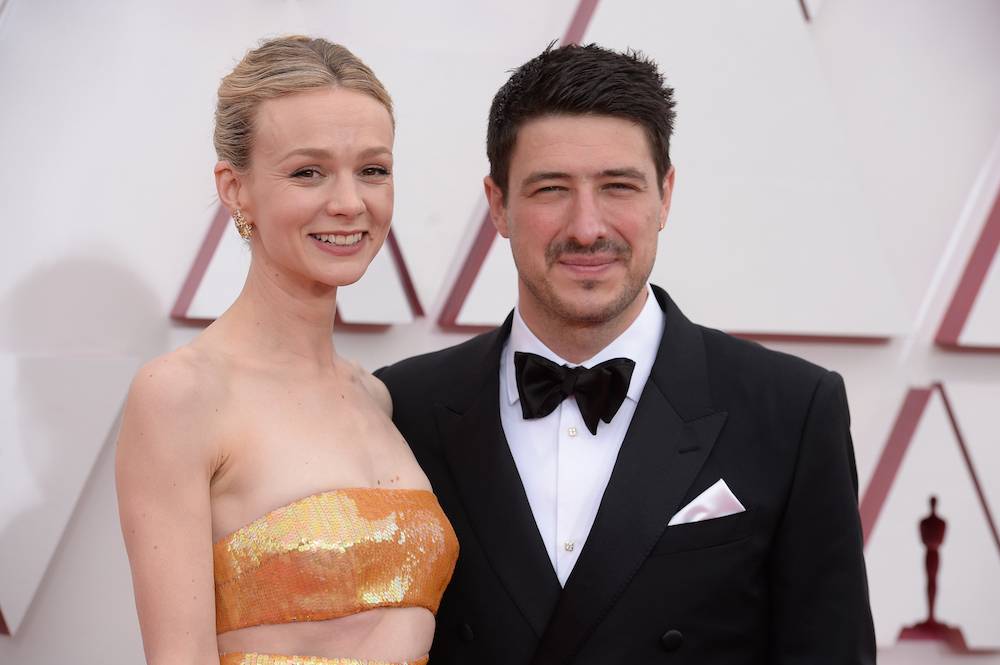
left=649, top=509, right=754, bottom=556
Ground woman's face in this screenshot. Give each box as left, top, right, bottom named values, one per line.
left=236, top=86, right=394, bottom=289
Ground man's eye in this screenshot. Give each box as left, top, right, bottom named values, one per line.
left=292, top=168, right=320, bottom=179
left=536, top=185, right=564, bottom=194
left=606, top=182, right=636, bottom=191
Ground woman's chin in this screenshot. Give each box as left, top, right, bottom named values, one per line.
left=310, top=267, right=368, bottom=290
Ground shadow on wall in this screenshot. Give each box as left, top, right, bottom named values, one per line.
left=0, top=254, right=168, bottom=358
left=0, top=256, right=165, bottom=635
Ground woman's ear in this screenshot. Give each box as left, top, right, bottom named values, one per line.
left=214, top=161, right=245, bottom=212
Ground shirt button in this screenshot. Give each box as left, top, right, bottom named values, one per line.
left=564, top=540, right=575, bottom=552
left=567, top=427, right=578, bottom=437
left=660, top=629, right=684, bottom=651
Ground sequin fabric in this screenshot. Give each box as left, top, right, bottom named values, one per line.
left=214, top=488, right=457, bottom=635
left=219, top=654, right=429, bottom=665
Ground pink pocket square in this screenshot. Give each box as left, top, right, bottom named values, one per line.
left=668, top=479, right=746, bottom=526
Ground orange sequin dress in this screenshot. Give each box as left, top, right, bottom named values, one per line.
left=214, top=488, right=457, bottom=665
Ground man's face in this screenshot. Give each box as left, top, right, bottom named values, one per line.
left=485, top=114, right=673, bottom=328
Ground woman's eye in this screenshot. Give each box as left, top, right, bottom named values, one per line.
left=361, top=166, right=391, bottom=177
left=292, top=168, right=320, bottom=179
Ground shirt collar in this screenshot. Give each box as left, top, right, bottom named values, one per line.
left=503, top=285, right=665, bottom=406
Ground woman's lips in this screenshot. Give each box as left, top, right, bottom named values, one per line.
left=309, top=231, right=367, bottom=256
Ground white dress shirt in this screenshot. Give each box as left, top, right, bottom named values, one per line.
left=499, top=286, right=665, bottom=586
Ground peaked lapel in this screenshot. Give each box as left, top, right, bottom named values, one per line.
left=434, top=314, right=562, bottom=637
left=533, top=287, right=728, bottom=664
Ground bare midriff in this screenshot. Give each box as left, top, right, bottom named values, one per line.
left=216, top=607, right=434, bottom=662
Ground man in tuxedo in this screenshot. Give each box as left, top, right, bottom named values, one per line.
left=377, top=43, right=875, bottom=664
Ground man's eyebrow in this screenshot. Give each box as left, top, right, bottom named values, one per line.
left=522, top=171, right=571, bottom=187
left=521, top=168, right=649, bottom=187
left=601, top=167, right=647, bottom=182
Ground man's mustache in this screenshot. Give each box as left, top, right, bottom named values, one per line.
left=546, top=238, right=631, bottom=264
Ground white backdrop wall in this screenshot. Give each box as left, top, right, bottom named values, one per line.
left=1, top=1, right=999, bottom=663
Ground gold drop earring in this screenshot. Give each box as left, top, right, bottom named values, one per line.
left=233, top=209, right=254, bottom=239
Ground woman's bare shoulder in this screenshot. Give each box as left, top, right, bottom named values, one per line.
left=120, top=345, right=227, bottom=463
left=352, top=361, right=393, bottom=417
left=129, top=346, right=222, bottom=411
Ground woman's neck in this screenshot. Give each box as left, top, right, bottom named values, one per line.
left=216, top=255, right=340, bottom=370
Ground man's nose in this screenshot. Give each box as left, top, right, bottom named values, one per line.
left=565, top=189, right=606, bottom=246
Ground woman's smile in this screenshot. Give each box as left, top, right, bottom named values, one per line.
left=309, top=231, right=368, bottom=256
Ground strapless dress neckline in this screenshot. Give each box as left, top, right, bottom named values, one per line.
left=214, top=487, right=435, bottom=545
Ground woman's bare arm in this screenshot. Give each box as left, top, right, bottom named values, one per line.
left=116, top=353, right=221, bottom=665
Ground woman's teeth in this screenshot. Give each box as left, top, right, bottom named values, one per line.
left=312, top=232, right=363, bottom=246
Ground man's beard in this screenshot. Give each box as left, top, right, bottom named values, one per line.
left=522, top=237, right=647, bottom=326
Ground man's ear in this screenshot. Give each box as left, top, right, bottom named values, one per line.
left=215, top=161, right=246, bottom=213
left=658, top=166, right=676, bottom=230
left=484, top=175, right=510, bottom=238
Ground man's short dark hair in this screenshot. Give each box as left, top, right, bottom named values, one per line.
left=487, top=42, right=677, bottom=198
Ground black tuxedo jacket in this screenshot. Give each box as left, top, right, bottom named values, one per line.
left=377, top=287, right=875, bottom=664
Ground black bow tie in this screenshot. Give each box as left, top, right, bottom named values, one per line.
left=513, top=351, right=636, bottom=435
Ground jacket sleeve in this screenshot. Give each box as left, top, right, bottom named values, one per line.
left=768, top=371, right=876, bottom=664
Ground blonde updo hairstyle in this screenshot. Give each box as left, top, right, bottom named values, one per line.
left=214, top=35, right=394, bottom=171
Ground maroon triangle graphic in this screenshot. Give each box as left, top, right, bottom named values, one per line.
left=860, top=383, right=1000, bottom=653
left=936, top=186, right=1000, bottom=351
left=171, top=205, right=422, bottom=330
left=860, top=383, right=1000, bottom=555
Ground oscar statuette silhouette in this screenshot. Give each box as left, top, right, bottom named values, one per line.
left=898, top=496, right=968, bottom=651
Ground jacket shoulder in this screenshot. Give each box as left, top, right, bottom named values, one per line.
left=376, top=327, right=500, bottom=396
left=697, top=325, right=838, bottom=406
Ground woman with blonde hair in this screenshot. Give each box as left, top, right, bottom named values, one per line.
left=116, top=36, right=456, bottom=665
